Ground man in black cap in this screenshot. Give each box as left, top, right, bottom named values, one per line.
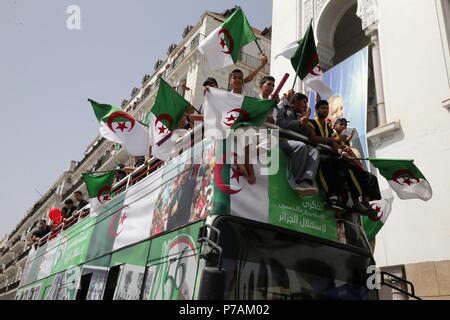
left=203, top=77, right=218, bottom=88
left=332, top=117, right=381, bottom=215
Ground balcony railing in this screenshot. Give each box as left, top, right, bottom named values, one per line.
left=16, top=248, right=30, bottom=263
left=4, top=259, right=15, bottom=271
left=36, top=158, right=164, bottom=247
left=238, top=51, right=270, bottom=74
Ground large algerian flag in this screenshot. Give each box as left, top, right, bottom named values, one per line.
left=370, top=159, right=433, bottom=201
left=147, top=79, right=189, bottom=162
left=88, top=99, right=149, bottom=156
left=275, top=22, right=332, bottom=99
left=198, top=7, right=256, bottom=70
left=362, top=189, right=394, bottom=241
left=211, top=143, right=339, bottom=241
left=203, top=87, right=275, bottom=139
left=82, top=171, right=115, bottom=214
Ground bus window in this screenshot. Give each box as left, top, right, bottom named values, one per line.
left=214, top=218, right=377, bottom=300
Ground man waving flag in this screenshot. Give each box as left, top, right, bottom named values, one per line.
left=203, top=87, right=275, bottom=139
left=88, top=99, right=149, bottom=156
left=276, top=22, right=332, bottom=99
left=199, top=7, right=256, bottom=70
left=147, top=78, right=189, bottom=161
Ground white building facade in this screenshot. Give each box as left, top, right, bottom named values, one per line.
left=271, top=0, right=450, bottom=299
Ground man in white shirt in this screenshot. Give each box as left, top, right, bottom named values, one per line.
left=229, top=54, right=268, bottom=97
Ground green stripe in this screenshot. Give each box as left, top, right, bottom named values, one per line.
left=222, top=7, right=256, bottom=63
left=82, top=171, right=115, bottom=199
left=88, top=99, right=123, bottom=123
left=362, top=217, right=383, bottom=241
left=232, top=96, right=275, bottom=129
left=149, top=79, right=189, bottom=131
left=370, top=159, right=426, bottom=180
left=291, top=22, right=318, bottom=80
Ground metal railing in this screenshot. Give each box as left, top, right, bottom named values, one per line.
left=4, top=259, right=15, bottom=271
left=16, top=248, right=30, bottom=263
left=35, top=158, right=164, bottom=247
left=238, top=51, right=270, bottom=74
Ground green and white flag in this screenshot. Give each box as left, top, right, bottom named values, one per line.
left=362, top=189, right=394, bottom=241
left=147, top=79, right=189, bottom=162
left=370, top=159, right=433, bottom=201
left=203, top=87, right=275, bottom=139
left=88, top=99, right=149, bottom=156
left=198, top=7, right=256, bottom=70
left=212, top=145, right=338, bottom=241
left=82, top=171, right=115, bottom=214
left=275, top=22, right=332, bottom=99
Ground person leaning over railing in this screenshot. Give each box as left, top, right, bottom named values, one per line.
left=332, top=117, right=381, bottom=216
left=31, top=219, right=51, bottom=248
left=307, top=100, right=352, bottom=215
left=276, top=93, right=320, bottom=197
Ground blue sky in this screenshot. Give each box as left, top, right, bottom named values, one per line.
left=0, top=0, right=273, bottom=238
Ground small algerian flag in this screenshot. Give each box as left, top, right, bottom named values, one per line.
left=148, top=78, right=189, bottom=161
left=362, top=189, right=394, bottom=241
left=275, top=22, right=332, bottom=99
left=198, top=7, right=256, bottom=70
left=370, top=159, right=433, bottom=201
left=82, top=171, right=116, bottom=214
left=203, top=87, right=275, bottom=139
left=88, top=99, right=149, bottom=156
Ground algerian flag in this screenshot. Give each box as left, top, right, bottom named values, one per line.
left=212, top=141, right=269, bottom=223
left=82, top=171, right=115, bottom=214
left=370, top=159, right=433, bottom=201
left=148, top=79, right=189, bottom=162
left=111, top=168, right=163, bottom=251
left=362, top=189, right=394, bottom=241
left=198, top=7, right=256, bottom=70
left=275, top=22, right=332, bottom=99
left=88, top=99, right=149, bottom=156
left=203, top=87, right=275, bottom=139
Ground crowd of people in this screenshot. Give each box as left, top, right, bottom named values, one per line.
left=179, top=52, right=381, bottom=219
left=30, top=53, right=381, bottom=245
left=30, top=191, right=90, bottom=248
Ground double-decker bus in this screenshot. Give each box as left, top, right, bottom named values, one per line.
left=15, top=125, right=416, bottom=301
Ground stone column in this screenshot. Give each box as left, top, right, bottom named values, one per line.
left=357, top=0, right=387, bottom=125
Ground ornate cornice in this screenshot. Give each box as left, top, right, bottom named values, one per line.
left=356, top=0, right=379, bottom=36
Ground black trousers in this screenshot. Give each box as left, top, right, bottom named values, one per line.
left=319, top=156, right=349, bottom=197
left=346, top=163, right=382, bottom=201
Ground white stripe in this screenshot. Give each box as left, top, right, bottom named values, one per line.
left=198, top=26, right=234, bottom=70
left=303, top=72, right=333, bottom=100
left=230, top=164, right=269, bottom=223
left=203, top=87, right=245, bottom=139
left=100, top=121, right=149, bottom=156
left=275, top=41, right=299, bottom=60
left=112, top=169, right=163, bottom=251
left=388, top=179, right=433, bottom=202
left=148, top=113, right=175, bottom=162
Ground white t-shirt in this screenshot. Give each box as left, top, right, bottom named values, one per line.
left=232, top=81, right=257, bottom=98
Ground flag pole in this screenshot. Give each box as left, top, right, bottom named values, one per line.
left=81, top=169, right=118, bottom=176
left=292, top=19, right=314, bottom=91
left=254, top=39, right=263, bottom=55
left=291, top=59, right=302, bottom=90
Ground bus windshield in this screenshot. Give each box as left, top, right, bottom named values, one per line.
left=215, top=218, right=377, bottom=300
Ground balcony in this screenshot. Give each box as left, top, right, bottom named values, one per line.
left=4, top=259, right=17, bottom=274
left=16, top=248, right=30, bottom=263
left=238, top=51, right=270, bottom=74
left=0, top=279, right=20, bottom=295
left=10, top=237, right=25, bottom=253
